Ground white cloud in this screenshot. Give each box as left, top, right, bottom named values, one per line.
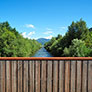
left=28, top=31, right=35, bottom=36
left=46, top=28, right=52, bottom=31
left=44, top=35, right=53, bottom=39
left=44, top=31, right=53, bottom=34
left=21, top=31, right=35, bottom=39
left=25, top=24, right=35, bottom=29
left=21, top=32, right=27, bottom=38
left=43, top=28, right=53, bottom=35
left=59, top=26, right=67, bottom=30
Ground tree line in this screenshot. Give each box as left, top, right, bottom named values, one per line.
left=44, top=19, right=92, bottom=57
left=0, top=21, right=41, bottom=57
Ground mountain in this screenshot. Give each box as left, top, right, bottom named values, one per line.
left=37, top=38, right=50, bottom=45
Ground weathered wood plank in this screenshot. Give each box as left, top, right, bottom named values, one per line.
left=71, top=60, right=76, bottom=92
left=1, top=57, right=92, bottom=61
left=53, top=60, right=58, bottom=92
left=82, top=61, right=88, bottom=92
left=12, top=61, right=17, bottom=92
left=6, top=61, right=12, bottom=92
left=35, top=61, right=40, bottom=92
left=88, top=61, right=92, bottom=92
left=77, top=61, right=82, bottom=92
left=65, top=61, right=70, bottom=92
left=0, top=59, right=91, bottom=92
left=59, top=60, right=64, bottom=92
left=41, top=60, right=46, bottom=92
left=29, top=61, right=34, bottom=92
left=23, top=61, right=28, bottom=92
left=0, top=61, right=5, bottom=92
left=47, top=61, right=52, bottom=92
left=0, top=61, right=1, bottom=91
left=18, top=61, right=22, bottom=92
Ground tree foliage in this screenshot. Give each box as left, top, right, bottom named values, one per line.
left=63, top=39, right=92, bottom=57
left=0, top=21, right=41, bottom=57
left=44, top=19, right=92, bottom=57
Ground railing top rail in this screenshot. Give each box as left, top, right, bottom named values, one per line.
left=0, top=57, right=92, bottom=60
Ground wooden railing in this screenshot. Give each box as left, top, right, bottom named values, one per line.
left=0, top=57, right=92, bottom=92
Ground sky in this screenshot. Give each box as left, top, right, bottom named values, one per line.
left=0, top=0, right=92, bottom=39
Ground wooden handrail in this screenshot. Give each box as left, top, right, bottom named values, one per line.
left=0, top=57, right=92, bottom=60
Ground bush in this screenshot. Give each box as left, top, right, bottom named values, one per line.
left=63, top=39, right=92, bottom=57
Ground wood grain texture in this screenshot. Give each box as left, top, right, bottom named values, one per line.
left=29, top=61, right=34, bottom=92
left=47, top=61, right=52, bottom=92
left=88, top=61, right=92, bottom=92
left=6, top=61, right=12, bottom=92
left=0, top=57, right=92, bottom=60
left=35, top=61, right=40, bottom=92
left=0, top=61, right=1, bottom=91
left=23, top=61, right=28, bottom=92
left=41, top=61, right=46, bottom=92
left=71, top=61, right=76, bottom=92
left=12, top=61, right=17, bottom=92
left=18, top=61, right=22, bottom=92
left=53, top=60, right=59, bottom=92
left=0, top=59, right=91, bottom=92
left=77, top=61, right=82, bottom=92
left=59, top=60, right=64, bottom=92
left=0, top=61, right=5, bottom=92
left=65, top=61, right=70, bottom=92
left=82, top=61, right=88, bottom=92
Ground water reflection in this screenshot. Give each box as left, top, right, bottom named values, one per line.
left=32, top=47, right=53, bottom=57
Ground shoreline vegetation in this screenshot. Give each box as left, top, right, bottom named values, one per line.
left=44, top=19, right=92, bottom=57
left=0, top=21, right=42, bottom=57
left=0, top=19, right=92, bottom=57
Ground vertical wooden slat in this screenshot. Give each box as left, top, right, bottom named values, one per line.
left=65, top=61, right=70, bottom=92
left=24, top=61, right=28, bottom=92
left=29, top=60, right=34, bottom=92
left=0, top=58, right=91, bottom=92
left=0, top=61, right=1, bottom=91
left=47, top=61, right=52, bottom=92
left=88, top=60, right=92, bottom=92
left=77, top=61, right=82, bottom=92
left=18, top=61, right=22, bottom=92
left=0, top=61, right=5, bottom=92
left=12, top=61, right=17, bottom=92
left=6, top=61, right=12, bottom=92
left=53, top=60, right=58, bottom=92
left=82, top=61, right=87, bottom=92
left=71, top=60, right=76, bottom=92
left=59, top=60, right=64, bottom=92
left=41, top=60, right=46, bottom=92
left=35, top=61, right=40, bottom=92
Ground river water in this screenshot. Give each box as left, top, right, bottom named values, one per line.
left=32, top=47, right=53, bottom=57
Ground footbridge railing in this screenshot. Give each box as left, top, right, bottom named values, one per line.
left=0, top=57, right=92, bottom=92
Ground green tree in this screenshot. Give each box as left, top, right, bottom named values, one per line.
left=0, top=21, right=41, bottom=57
left=89, top=28, right=92, bottom=32
left=61, top=19, right=89, bottom=48
left=0, top=28, right=17, bottom=56
left=45, top=19, right=92, bottom=57
left=63, top=39, right=92, bottom=57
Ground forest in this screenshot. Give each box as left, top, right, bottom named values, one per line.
left=44, top=19, right=92, bottom=57
left=0, top=21, right=41, bottom=57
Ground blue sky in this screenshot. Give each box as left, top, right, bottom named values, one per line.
left=0, top=0, right=92, bottom=39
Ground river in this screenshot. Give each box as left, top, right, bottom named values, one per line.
left=32, top=47, right=53, bottom=57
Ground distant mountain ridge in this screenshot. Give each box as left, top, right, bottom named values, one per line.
left=37, top=38, right=50, bottom=45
